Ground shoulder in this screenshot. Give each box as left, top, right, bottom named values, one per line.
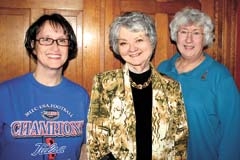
left=205, top=54, right=232, bottom=78
left=200, top=54, right=239, bottom=92
left=62, top=77, right=89, bottom=96
left=0, top=74, right=31, bottom=99
left=153, top=68, right=177, bottom=83
left=95, top=69, right=123, bottom=77
left=152, top=68, right=180, bottom=87
left=93, top=69, right=123, bottom=81
left=157, top=53, right=179, bottom=72
left=0, top=73, right=30, bottom=88
left=90, top=69, right=124, bottom=93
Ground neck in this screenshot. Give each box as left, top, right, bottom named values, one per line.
left=127, top=63, right=150, bottom=74
left=176, top=55, right=205, bottom=73
left=33, top=71, right=62, bottom=87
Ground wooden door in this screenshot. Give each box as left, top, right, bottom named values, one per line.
left=0, top=0, right=85, bottom=88
left=0, top=8, right=30, bottom=80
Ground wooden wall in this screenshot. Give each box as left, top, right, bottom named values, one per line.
left=0, top=0, right=239, bottom=93
left=236, top=0, right=240, bottom=89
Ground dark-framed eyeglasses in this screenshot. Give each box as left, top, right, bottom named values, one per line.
left=35, top=37, right=70, bottom=46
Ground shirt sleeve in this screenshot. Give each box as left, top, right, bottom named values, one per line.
left=86, top=75, right=110, bottom=159
left=216, top=76, right=240, bottom=160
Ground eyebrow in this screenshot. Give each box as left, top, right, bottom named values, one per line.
left=179, top=27, right=202, bottom=31
left=117, top=35, right=147, bottom=41
left=36, top=35, right=68, bottom=39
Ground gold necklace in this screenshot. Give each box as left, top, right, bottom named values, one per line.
left=129, top=76, right=152, bottom=89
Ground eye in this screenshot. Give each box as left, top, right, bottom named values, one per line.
left=44, top=38, right=53, bottom=42
left=179, top=30, right=188, bottom=34
left=136, top=38, right=144, bottom=43
left=39, top=38, right=53, bottom=44
left=58, top=39, right=68, bottom=43
left=193, top=31, right=201, bottom=35
left=119, top=42, right=127, bottom=46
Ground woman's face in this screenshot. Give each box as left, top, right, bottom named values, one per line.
left=117, top=27, right=153, bottom=72
left=33, top=21, right=69, bottom=71
left=176, top=24, right=204, bottom=60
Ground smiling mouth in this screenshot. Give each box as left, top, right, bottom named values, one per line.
left=47, top=54, right=61, bottom=58
left=129, top=52, right=141, bottom=57
left=184, top=45, right=194, bottom=49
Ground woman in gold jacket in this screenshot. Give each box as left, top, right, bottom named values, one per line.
left=87, top=11, right=188, bottom=160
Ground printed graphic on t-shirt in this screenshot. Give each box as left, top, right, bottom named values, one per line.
left=10, top=103, right=85, bottom=158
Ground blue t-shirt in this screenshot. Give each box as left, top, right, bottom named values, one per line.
left=0, top=73, right=89, bottom=160
left=157, top=53, right=240, bottom=160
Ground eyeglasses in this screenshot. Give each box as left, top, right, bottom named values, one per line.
left=35, top=37, right=69, bottom=46
left=45, top=137, right=56, bottom=160
left=178, top=30, right=204, bottom=39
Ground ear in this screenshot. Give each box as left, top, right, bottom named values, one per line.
left=31, top=40, right=36, bottom=55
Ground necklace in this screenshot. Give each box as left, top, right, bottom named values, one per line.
left=129, top=76, right=152, bottom=89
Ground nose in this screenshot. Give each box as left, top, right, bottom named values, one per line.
left=52, top=40, right=59, bottom=46
left=51, top=40, right=60, bottom=50
left=128, top=43, right=138, bottom=52
left=185, top=32, right=193, bottom=43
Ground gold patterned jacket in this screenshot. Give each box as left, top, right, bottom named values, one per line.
left=87, top=64, right=188, bottom=160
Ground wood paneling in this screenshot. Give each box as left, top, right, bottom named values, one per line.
left=120, top=0, right=201, bottom=14
left=44, top=9, right=84, bottom=85
left=0, top=0, right=85, bottom=89
left=114, top=0, right=201, bottom=68
left=236, top=0, right=240, bottom=89
left=82, top=0, right=102, bottom=92
left=0, top=0, right=83, bottom=9
left=0, top=8, right=30, bottom=80
left=0, top=0, right=239, bottom=92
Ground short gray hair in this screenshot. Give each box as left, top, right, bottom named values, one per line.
left=170, top=7, right=214, bottom=47
left=109, top=11, right=157, bottom=55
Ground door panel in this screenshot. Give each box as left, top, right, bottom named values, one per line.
left=0, top=8, right=30, bottom=81
left=110, top=0, right=201, bottom=67
left=44, top=9, right=83, bottom=84
left=0, top=0, right=84, bottom=88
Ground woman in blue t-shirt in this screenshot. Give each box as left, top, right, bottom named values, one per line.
left=0, top=13, right=89, bottom=160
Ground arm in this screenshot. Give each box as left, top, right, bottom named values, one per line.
left=86, top=75, right=111, bottom=160
left=172, top=82, right=188, bottom=160
left=79, top=144, right=87, bottom=160
left=217, top=77, right=240, bottom=160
